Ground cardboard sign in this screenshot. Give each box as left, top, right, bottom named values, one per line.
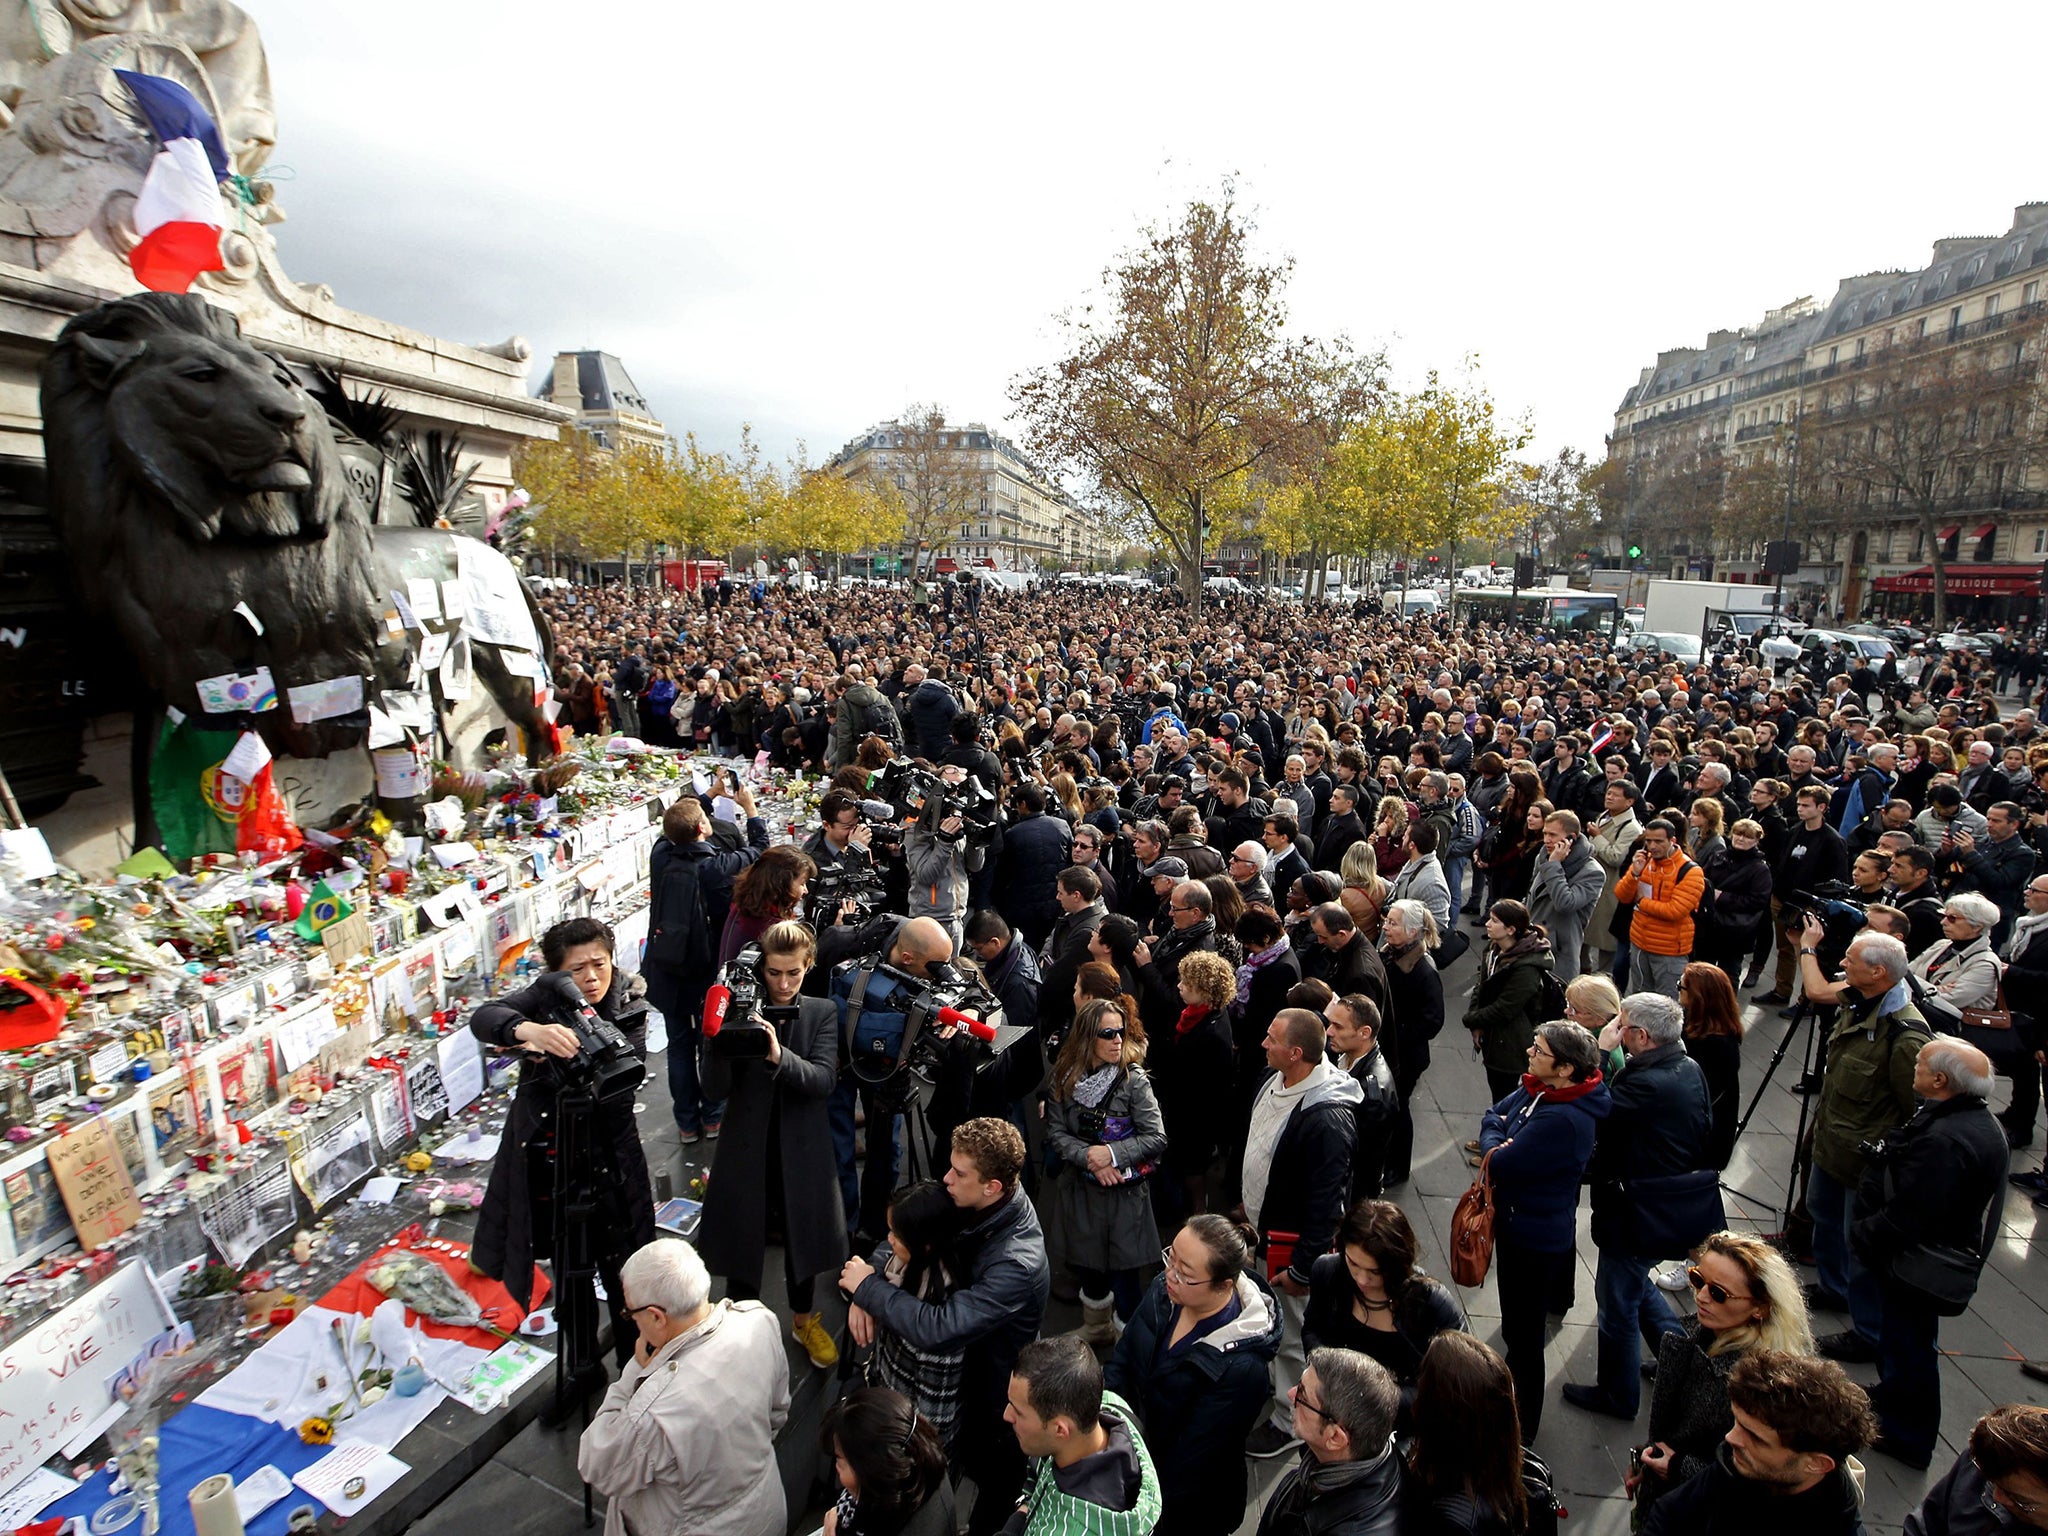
left=321, top=910, right=374, bottom=966
left=0, top=1262, right=175, bottom=1498
left=45, top=1118, right=142, bottom=1251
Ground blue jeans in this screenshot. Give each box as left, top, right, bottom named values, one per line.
left=1444, top=857, right=1470, bottom=916
left=828, top=1074, right=901, bottom=1238
left=1806, top=1165, right=1882, bottom=1344
left=1593, top=1249, right=1684, bottom=1412
left=665, top=1021, right=725, bottom=1135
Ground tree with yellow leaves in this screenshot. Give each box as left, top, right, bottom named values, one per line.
left=771, top=445, right=905, bottom=570
left=1393, top=367, right=1530, bottom=610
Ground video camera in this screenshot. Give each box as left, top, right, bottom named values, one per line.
left=701, top=945, right=796, bottom=1060
left=807, top=853, right=890, bottom=928
left=874, top=761, right=1000, bottom=846
left=841, top=956, right=1001, bottom=1109
left=529, top=971, right=646, bottom=1101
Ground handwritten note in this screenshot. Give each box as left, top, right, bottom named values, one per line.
left=0, top=1263, right=175, bottom=1499
left=436, top=1029, right=483, bottom=1116
left=46, top=1118, right=143, bottom=1250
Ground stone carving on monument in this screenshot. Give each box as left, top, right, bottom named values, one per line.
left=0, top=1, right=567, bottom=867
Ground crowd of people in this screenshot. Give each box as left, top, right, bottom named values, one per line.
left=483, top=575, right=2048, bottom=1536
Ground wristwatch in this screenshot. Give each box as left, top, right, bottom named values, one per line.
left=1799, top=947, right=1818, bottom=956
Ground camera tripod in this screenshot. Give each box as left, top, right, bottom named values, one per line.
left=1721, top=994, right=1823, bottom=1244
left=545, top=1082, right=634, bottom=1527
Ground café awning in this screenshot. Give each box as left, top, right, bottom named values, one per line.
left=1937, top=525, right=1961, bottom=542
left=1973, top=522, right=1998, bottom=539
left=1871, top=563, right=2042, bottom=596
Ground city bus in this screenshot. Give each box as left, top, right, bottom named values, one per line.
left=1452, top=587, right=1624, bottom=642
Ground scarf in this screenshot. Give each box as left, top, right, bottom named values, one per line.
left=1519, top=1068, right=1605, bottom=1102
left=2007, top=907, right=2048, bottom=962
left=1234, top=935, right=1293, bottom=1011
left=1073, top=1064, right=1120, bottom=1109
left=1177, top=1004, right=1209, bottom=1037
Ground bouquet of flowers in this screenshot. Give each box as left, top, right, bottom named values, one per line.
left=363, top=1252, right=512, bottom=1339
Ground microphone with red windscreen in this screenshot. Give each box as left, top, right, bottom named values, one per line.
left=934, top=1004, right=997, bottom=1042
left=702, top=983, right=731, bottom=1038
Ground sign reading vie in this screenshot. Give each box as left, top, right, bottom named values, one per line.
left=0, top=1263, right=176, bottom=1497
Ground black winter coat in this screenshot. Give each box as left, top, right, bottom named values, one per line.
left=1343, top=1047, right=1401, bottom=1200
left=1694, top=843, right=1772, bottom=952
left=1587, top=1042, right=1713, bottom=1253
left=1301, top=1253, right=1464, bottom=1392
left=1135, top=919, right=1221, bottom=1039
left=1255, top=1070, right=1361, bottom=1283
left=1379, top=943, right=1444, bottom=1083
left=697, top=994, right=847, bottom=1286
left=1106, top=1272, right=1283, bottom=1536
left=1635, top=1324, right=1738, bottom=1520
left=1257, top=1449, right=1404, bottom=1536
left=470, top=973, right=657, bottom=1309
left=1851, top=1092, right=2008, bottom=1288
left=643, top=823, right=768, bottom=1030
left=1150, top=1006, right=1235, bottom=1175
left=1037, top=899, right=1109, bottom=1034
left=905, top=678, right=960, bottom=761
left=1641, top=1445, right=1866, bottom=1536
left=998, top=812, right=1072, bottom=946
left=1232, top=945, right=1304, bottom=1110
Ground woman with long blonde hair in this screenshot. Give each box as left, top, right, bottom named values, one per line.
left=1630, top=1230, right=1813, bottom=1518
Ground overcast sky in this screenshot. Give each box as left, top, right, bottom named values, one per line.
left=260, top=1, right=2048, bottom=475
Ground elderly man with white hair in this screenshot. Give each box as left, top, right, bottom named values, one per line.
left=1806, top=931, right=1933, bottom=1367
left=1228, top=840, right=1274, bottom=908
left=579, top=1238, right=791, bottom=1536
left=1850, top=1038, right=2007, bottom=1469
left=1564, top=992, right=1713, bottom=1420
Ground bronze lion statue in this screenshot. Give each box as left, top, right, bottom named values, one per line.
left=43, top=292, right=553, bottom=771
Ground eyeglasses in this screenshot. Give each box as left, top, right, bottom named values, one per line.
left=1160, top=1246, right=1218, bottom=1288
left=1229, top=854, right=1254, bottom=866
left=1686, top=1267, right=1754, bottom=1306
left=623, top=1301, right=664, bottom=1320
left=1289, top=1382, right=1340, bottom=1424
left=1974, top=1460, right=2048, bottom=1518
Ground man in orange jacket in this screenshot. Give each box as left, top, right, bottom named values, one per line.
left=1615, top=817, right=1705, bottom=994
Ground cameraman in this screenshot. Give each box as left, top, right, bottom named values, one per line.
left=906, top=782, right=986, bottom=952
left=645, top=786, right=767, bottom=1144
left=698, top=922, right=847, bottom=1371
left=471, top=918, right=656, bottom=1423
left=830, top=916, right=960, bottom=1243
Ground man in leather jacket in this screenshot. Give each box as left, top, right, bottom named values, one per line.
left=471, top=917, right=657, bottom=1423
left=1255, top=1349, right=1403, bottom=1536
left=1324, top=994, right=1400, bottom=1200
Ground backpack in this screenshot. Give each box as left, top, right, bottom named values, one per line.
left=1531, top=964, right=1567, bottom=1024
left=862, top=697, right=903, bottom=745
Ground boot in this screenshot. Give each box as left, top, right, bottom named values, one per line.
left=1072, top=1295, right=1121, bottom=1348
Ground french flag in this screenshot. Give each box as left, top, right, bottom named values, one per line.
left=1588, top=720, right=1615, bottom=757
left=115, top=70, right=231, bottom=293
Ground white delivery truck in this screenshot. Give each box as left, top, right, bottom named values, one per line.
left=1642, top=580, right=1781, bottom=650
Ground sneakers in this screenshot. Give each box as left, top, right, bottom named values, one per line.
left=792, top=1313, right=839, bottom=1369
left=705, top=1121, right=723, bottom=1140
left=2010, top=1169, right=2048, bottom=1194
left=1247, top=1422, right=1302, bottom=1459
left=678, top=1127, right=703, bottom=1146
left=1816, top=1329, right=1879, bottom=1363
left=1651, top=1261, right=1689, bottom=1293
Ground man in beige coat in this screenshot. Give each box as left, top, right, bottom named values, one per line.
left=579, top=1239, right=791, bottom=1536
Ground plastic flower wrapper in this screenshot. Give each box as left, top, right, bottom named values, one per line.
left=106, top=1321, right=237, bottom=1531
left=363, top=1252, right=512, bottom=1339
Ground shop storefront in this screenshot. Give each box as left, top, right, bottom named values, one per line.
left=1869, top=562, right=2046, bottom=628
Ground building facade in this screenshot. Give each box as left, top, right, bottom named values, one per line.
left=829, top=417, right=1112, bottom=573
left=1609, top=203, right=2048, bottom=623
left=541, top=351, right=670, bottom=453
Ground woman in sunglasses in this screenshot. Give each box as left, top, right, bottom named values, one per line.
left=1629, top=1230, right=1813, bottom=1520
left=1044, top=998, right=1167, bottom=1347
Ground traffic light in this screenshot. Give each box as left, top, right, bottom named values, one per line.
left=1627, top=543, right=1643, bottom=560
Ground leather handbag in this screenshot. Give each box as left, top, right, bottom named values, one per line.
left=1449, top=1149, right=1497, bottom=1287
left=1959, top=978, right=2013, bottom=1032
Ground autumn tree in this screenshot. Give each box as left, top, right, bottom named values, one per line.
left=1513, top=447, right=1602, bottom=569
left=771, top=444, right=905, bottom=569
left=1395, top=368, right=1530, bottom=609
left=859, top=404, right=985, bottom=575
left=1010, top=187, right=1370, bottom=613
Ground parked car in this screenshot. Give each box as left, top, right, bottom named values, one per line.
left=1765, top=628, right=1897, bottom=675
left=1621, top=630, right=1703, bottom=664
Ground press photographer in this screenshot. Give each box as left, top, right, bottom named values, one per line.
left=904, top=786, right=987, bottom=950
left=830, top=915, right=1000, bottom=1243
left=697, top=921, right=847, bottom=1371
left=470, top=917, right=657, bottom=1424
left=803, top=788, right=890, bottom=930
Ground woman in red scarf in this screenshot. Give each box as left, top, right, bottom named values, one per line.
left=1475, top=1019, right=1611, bottom=1442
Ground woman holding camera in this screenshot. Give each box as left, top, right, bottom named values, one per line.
left=698, top=921, right=848, bottom=1370
left=1045, top=997, right=1168, bottom=1343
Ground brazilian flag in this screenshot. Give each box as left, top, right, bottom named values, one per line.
left=294, top=881, right=354, bottom=942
